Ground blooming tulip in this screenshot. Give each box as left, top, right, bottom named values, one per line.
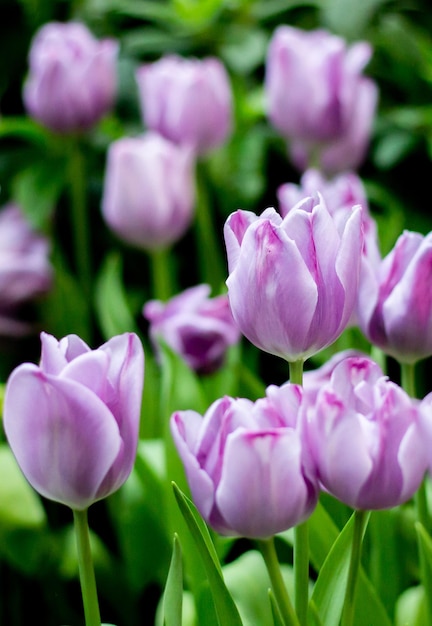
left=357, top=230, right=432, bottom=363
left=224, top=196, right=363, bottom=363
left=306, top=356, right=427, bottom=509
left=23, top=21, right=118, bottom=133
left=143, top=284, right=240, bottom=374
left=0, top=203, right=52, bottom=335
left=171, top=383, right=318, bottom=538
left=136, top=55, right=232, bottom=154
left=3, top=332, right=144, bottom=510
left=101, top=132, right=195, bottom=250
left=265, top=26, right=377, bottom=175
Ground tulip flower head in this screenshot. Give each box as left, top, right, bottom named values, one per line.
left=0, top=203, right=52, bottom=335
left=357, top=230, right=432, bottom=363
left=306, top=356, right=427, bottom=509
left=171, top=383, right=319, bottom=538
left=265, top=26, right=378, bottom=175
left=136, top=54, right=232, bottom=154
left=4, top=332, right=144, bottom=510
left=224, top=196, right=363, bottom=363
left=23, top=21, right=118, bottom=133
left=144, top=284, right=240, bottom=374
left=101, top=132, right=196, bottom=251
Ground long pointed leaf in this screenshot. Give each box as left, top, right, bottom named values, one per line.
left=172, top=482, right=243, bottom=626
left=163, top=534, right=183, bottom=626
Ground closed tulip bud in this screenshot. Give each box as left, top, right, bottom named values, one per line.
left=357, top=230, right=432, bottom=363
left=143, top=284, right=240, bottom=374
left=224, top=196, right=363, bottom=363
left=23, top=21, right=118, bottom=133
left=136, top=55, right=232, bottom=154
left=171, top=383, right=319, bottom=538
left=265, top=26, right=377, bottom=175
left=4, top=332, right=144, bottom=510
left=306, top=356, right=427, bottom=510
left=0, top=203, right=52, bottom=335
left=101, top=132, right=196, bottom=251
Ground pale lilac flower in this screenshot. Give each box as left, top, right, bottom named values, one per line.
left=224, top=197, right=363, bottom=362
left=171, top=383, right=318, bottom=538
left=101, top=132, right=195, bottom=251
left=144, top=284, right=240, bottom=374
left=306, top=356, right=427, bottom=509
left=0, top=203, right=52, bottom=335
left=265, top=26, right=377, bottom=175
left=136, top=55, right=232, bottom=154
left=357, top=230, right=432, bottom=363
left=23, top=21, right=118, bottom=133
left=4, top=332, right=144, bottom=510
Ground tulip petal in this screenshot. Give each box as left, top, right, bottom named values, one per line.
left=216, top=428, right=313, bottom=538
left=4, top=364, right=122, bottom=510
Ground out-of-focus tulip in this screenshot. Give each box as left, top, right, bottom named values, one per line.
left=101, top=132, right=195, bottom=250
left=306, top=356, right=427, bottom=510
left=357, top=230, right=432, bottom=364
left=4, top=332, right=144, bottom=510
left=265, top=26, right=377, bottom=175
left=278, top=169, right=381, bottom=267
left=144, top=284, right=240, bottom=374
left=136, top=55, right=232, bottom=154
left=171, top=383, right=319, bottom=538
left=0, top=203, right=52, bottom=335
left=224, top=197, right=363, bottom=363
left=23, top=21, right=118, bottom=133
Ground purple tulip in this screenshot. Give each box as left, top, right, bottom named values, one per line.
left=136, top=55, right=232, bottom=154
left=0, top=204, right=52, bottom=335
left=278, top=169, right=381, bottom=267
left=23, top=21, right=118, bottom=133
left=306, top=356, right=427, bottom=510
left=357, top=230, right=432, bottom=363
left=265, top=26, right=377, bottom=175
left=224, top=196, right=363, bottom=362
left=171, top=383, right=319, bottom=538
left=101, top=132, right=196, bottom=251
left=144, top=284, right=240, bottom=374
left=3, top=332, right=144, bottom=510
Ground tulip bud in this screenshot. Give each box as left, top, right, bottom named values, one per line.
left=144, top=284, right=240, bottom=374
left=171, top=383, right=318, bottom=538
left=265, top=26, right=377, bottom=175
left=357, top=230, right=432, bottom=363
left=224, top=196, right=363, bottom=363
left=0, top=203, right=52, bottom=335
left=23, top=21, right=118, bottom=133
left=306, top=356, right=427, bottom=509
left=101, top=132, right=196, bottom=251
left=4, top=332, right=144, bottom=510
left=136, top=55, right=232, bottom=154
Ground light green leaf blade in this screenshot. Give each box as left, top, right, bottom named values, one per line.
left=163, top=534, right=183, bottom=626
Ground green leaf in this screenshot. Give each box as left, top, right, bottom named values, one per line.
left=94, top=252, right=140, bottom=340
left=0, top=116, right=52, bottom=147
left=163, top=534, right=183, bottom=626
left=172, top=482, right=243, bottom=626
left=395, top=585, right=426, bottom=626
left=0, top=443, right=46, bottom=529
left=269, top=589, right=285, bottom=626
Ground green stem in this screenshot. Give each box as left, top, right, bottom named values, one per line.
left=400, top=361, right=416, bottom=399
left=341, top=509, right=367, bottom=626
left=194, top=162, right=225, bottom=293
left=149, top=247, right=174, bottom=301
left=288, top=360, right=308, bottom=626
left=73, top=509, right=101, bottom=626
left=257, top=538, right=300, bottom=626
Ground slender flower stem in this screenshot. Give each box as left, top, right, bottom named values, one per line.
left=73, top=508, right=101, bottom=626
left=194, top=162, right=225, bottom=293
left=257, top=538, right=300, bottom=626
left=288, top=360, right=308, bottom=626
left=149, top=247, right=174, bottom=301
left=341, top=509, right=367, bottom=626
